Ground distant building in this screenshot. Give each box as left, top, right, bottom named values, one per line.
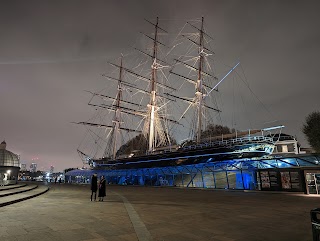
left=18, top=170, right=45, bottom=181
left=0, top=141, right=20, bottom=184
left=20, top=163, right=27, bottom=171
left=271, top=133, right=316, bottom=155
left=300, top=147, right=315, bottom=154
left=50, top=165, right=54, bottom=173
left=271, top=133, right=302, bottom=155
left=30, top=163, right=37, bottom=172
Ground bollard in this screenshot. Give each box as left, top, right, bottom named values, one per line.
left=311, top=208, right=320, bottom=241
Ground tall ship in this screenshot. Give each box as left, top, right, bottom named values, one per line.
left=75, top=17, right=283, bottom=170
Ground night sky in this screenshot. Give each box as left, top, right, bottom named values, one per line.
left=1, top=0, right=319, bottom=172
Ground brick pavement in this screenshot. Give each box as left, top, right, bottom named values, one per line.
left=0, top=183, right=317, bottom=241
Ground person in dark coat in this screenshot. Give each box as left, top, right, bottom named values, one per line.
left=98, top=175, right=106, bottom=201
left=90, top=173, right=98, bottom=201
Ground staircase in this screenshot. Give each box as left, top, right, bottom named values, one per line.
left=0, top=182, right=49, bottom=207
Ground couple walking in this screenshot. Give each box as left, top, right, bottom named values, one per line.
left=90, top=174, right=106, bottom=202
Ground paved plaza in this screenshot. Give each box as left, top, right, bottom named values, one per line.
left=0, top=183, right=317, bottom=241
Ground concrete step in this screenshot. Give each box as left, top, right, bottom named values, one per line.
left=0, top=184, right=38, bottom=197
left=0, top=185, right=49, bottom=207
left=0, top=183, right=27, bottom=191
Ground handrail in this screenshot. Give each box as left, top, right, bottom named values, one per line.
left=181, top=136, right=273, bottom=151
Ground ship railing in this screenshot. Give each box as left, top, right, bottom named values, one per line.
left=181, top=136, right=273, bottom=151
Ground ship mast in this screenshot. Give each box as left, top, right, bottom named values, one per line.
left=195, top=17, right=205, bottom=144
left=75, top=55, right=143, bottom=160
left=76, top=18, right=175, bottom=158
left=111, top=56, right=124, bottom=159
left=167, top=17, right=220, bottom=143
left=148, top=17, right=160, bottom=152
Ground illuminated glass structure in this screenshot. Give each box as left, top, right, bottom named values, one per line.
left=65, top=154, right=320, bottom=194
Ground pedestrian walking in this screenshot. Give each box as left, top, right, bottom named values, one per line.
left=98, top=175, right=106, bottom=201
left=90, top=173, right=98, bottom=201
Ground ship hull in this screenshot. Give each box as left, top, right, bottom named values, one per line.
left=93, top=141, right=274, bottom=169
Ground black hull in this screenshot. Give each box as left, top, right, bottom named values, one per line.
left=93, top=141, right=274, bottom=170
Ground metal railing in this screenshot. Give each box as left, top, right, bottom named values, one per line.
left=181, top=136, right=273, bottom=151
